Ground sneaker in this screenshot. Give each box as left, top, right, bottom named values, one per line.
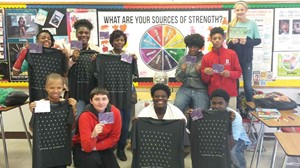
left=117, top=150, right=127, bottom=161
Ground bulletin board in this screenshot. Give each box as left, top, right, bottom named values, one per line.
left=0, top=2, right=300, bottom=88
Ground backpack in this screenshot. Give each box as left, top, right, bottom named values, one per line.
left=253, top=92, right=297, bottom=110
left=237, top=89, right=263, bottom=119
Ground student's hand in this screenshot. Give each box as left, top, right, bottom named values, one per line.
left=239, top=38, right=247, bottom=45
left=91, top=123, right=105, bottom=138
left=181, top=63, right=187, bottom=72
left=23, top=41, right=30, bottom=50
left=231, top=38, right=239, bottom=44
left=72, top=49, right=80, bottom=62
left=204, top=67, right=214, bottom=75
left=221, top=70, right=230, bottom=77
left=29, top=102, right=36, bottom=113
left=230, top=111, right=236, bottom=121
left=131, top=53, right=138, bottom=60
left=195, top=62, right=201, bottom=72
left=68, top=98, right=77, bottom=115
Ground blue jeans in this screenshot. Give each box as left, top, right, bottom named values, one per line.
left=76, top=99, right=87, bottom=119
left=238, top=63, right=253, bottom=101
left=231, top=139, right=247, bottom=168
left=174, top=86, right=209, bottom=112
left=118, top=108, right=131, bottom=150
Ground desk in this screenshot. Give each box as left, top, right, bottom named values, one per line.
left=0, top=103, right=32, bottom=168
left=250, top=110, right=300, bottom=168
left=274, top=132, right=300, bottom=167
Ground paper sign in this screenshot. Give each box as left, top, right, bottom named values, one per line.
left=98, top=112, right=114, bottom=124
left=191, top=108, right=203, bottom=121
left=229, top=27, right=248, bottom=39
left=35, top=100, right=50, bottom=113
left=70, top=40, right=83, bottom=50
left=212, top=64, right=224, bottom=73
left=120, top=52, right=133, bottom=64
left=185, top=55, right=197, bottom=64
left=49, top=10, right=64, bottom=28
left=35, top=9, right=48, bottom=26
left=29, top=43, right=43, bottom=53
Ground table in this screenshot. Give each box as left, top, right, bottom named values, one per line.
left=274, top=132, right=300, bottom=167
left=0, top=103, right=32, bottom=168
left=250, top=109, right=300, bottom=168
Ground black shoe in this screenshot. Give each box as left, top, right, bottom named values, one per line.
left=117, top=150, right=127, bottom=161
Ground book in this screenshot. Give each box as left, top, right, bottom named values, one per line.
left=35, top=9, right=48, bottom=26
left=256, top=108, right=281, bottom=118
left=185, top=55, right=197, bottom=64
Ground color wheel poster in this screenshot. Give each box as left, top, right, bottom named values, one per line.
left=273, top=51, right=300, bottom=79
left=98, top=11, right=228, bottom=78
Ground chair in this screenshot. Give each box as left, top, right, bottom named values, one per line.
left=189, top=109, right=232, bottom=168
left=131, top=118, right=185, bottom=168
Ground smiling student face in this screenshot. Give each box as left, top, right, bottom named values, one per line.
left=76, top=26, right=91, bottom=48
left=152, top=90, right=168, bottom=109
left=45, top=78, right=64, bottom=102
left=90, top=94, right=109, bottom=112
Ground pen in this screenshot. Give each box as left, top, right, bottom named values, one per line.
left=288, top=116, right=295, bottom=120
left=282, top=118, right=288, bottom=122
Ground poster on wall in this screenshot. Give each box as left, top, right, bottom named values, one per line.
left=274, top=8, right=300, bottom=52
left=0, top=8, right=5, bottom=60
left=66, top=9, right=98, bottom=45
left=273, top=51, right=300, bottom=79
left=8, top=43, right=29, bottom=82
left=231, top=9, right=274, bottom=72
left=98, top=11, right=229, bottom=78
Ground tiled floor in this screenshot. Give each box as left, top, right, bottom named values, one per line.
left=1, top=137, right=298, bottom=168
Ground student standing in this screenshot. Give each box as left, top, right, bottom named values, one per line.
left=174, top=33, right=209, bottom=112
left=68, top=19, right=101, bottom=117
left=104, top=29, right=139, bottom=161
left=210, top=89, right=251, bottom=168
left=201, top=27, right=242, bottom=109
left=227, top=1, right=261, bottom=102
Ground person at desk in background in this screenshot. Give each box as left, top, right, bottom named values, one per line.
left=210, top=89, right=251, bottom=168
left=18, top=16, right=26, bottom=37
left=227, top=1, right=261, bottom=102
left=68, top=19, right=102, bottom=118
left=29, top=73, right=77, bottom=168
left=201, top=27, right=242, bottom=109
left=174, top=33, right=209, bottom=112
left=104, top=29, right=138, bottom=161
left=12, top=30, right=68, bottom=76
left=72, top=87, right=121, bottom=168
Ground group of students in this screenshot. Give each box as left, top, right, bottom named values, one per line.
left=12, top=0, right=261, bottom=167
left=173, top=1, right=261, bottom=168
left=13, top=18, right=137, bottom=168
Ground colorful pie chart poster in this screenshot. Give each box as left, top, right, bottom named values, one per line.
left=140, top=25, right=186, bottom=71
left=273, top=52, right=300, bottom=78
left=98, top=11, right=229, bottom=77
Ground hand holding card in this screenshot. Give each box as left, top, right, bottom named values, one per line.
left=71, top=40, right=83, bottom=50
left=98, top=112, right=114, bottom=124
left=121, top=52, right=133, bottom=64
left=191, top=108, right=203, bottom=121
left=29, top=43, right=43, bottom=53
left=185, top=56, right=197, bottom=64
left=212, top=64, right=224, bottom=73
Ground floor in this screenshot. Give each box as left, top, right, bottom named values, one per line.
left=1, top=137, right=299, bottom=168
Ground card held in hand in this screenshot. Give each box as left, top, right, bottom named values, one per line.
left=70, top=40, right=83, bottom=50
left=120, top=52, right=133, bottom=64
left=185, top=55, right=197, bottom=64
left=212, top=64, right=224, bottom=73
left=29, top=43, right=43, bottom=53
left=191, top=108, right=203, bottom=121
left=98, top=112, right=114, bottom=124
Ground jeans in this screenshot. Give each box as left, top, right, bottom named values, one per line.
left=231, top=139, right=247, bottom=168
left=76, top=99, right=87, bottom=119
left=237, top=62, right=253, bottom=101
left=118, top=108, right=131, bottom=150
left=174, top=86, right=209, bottom=112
